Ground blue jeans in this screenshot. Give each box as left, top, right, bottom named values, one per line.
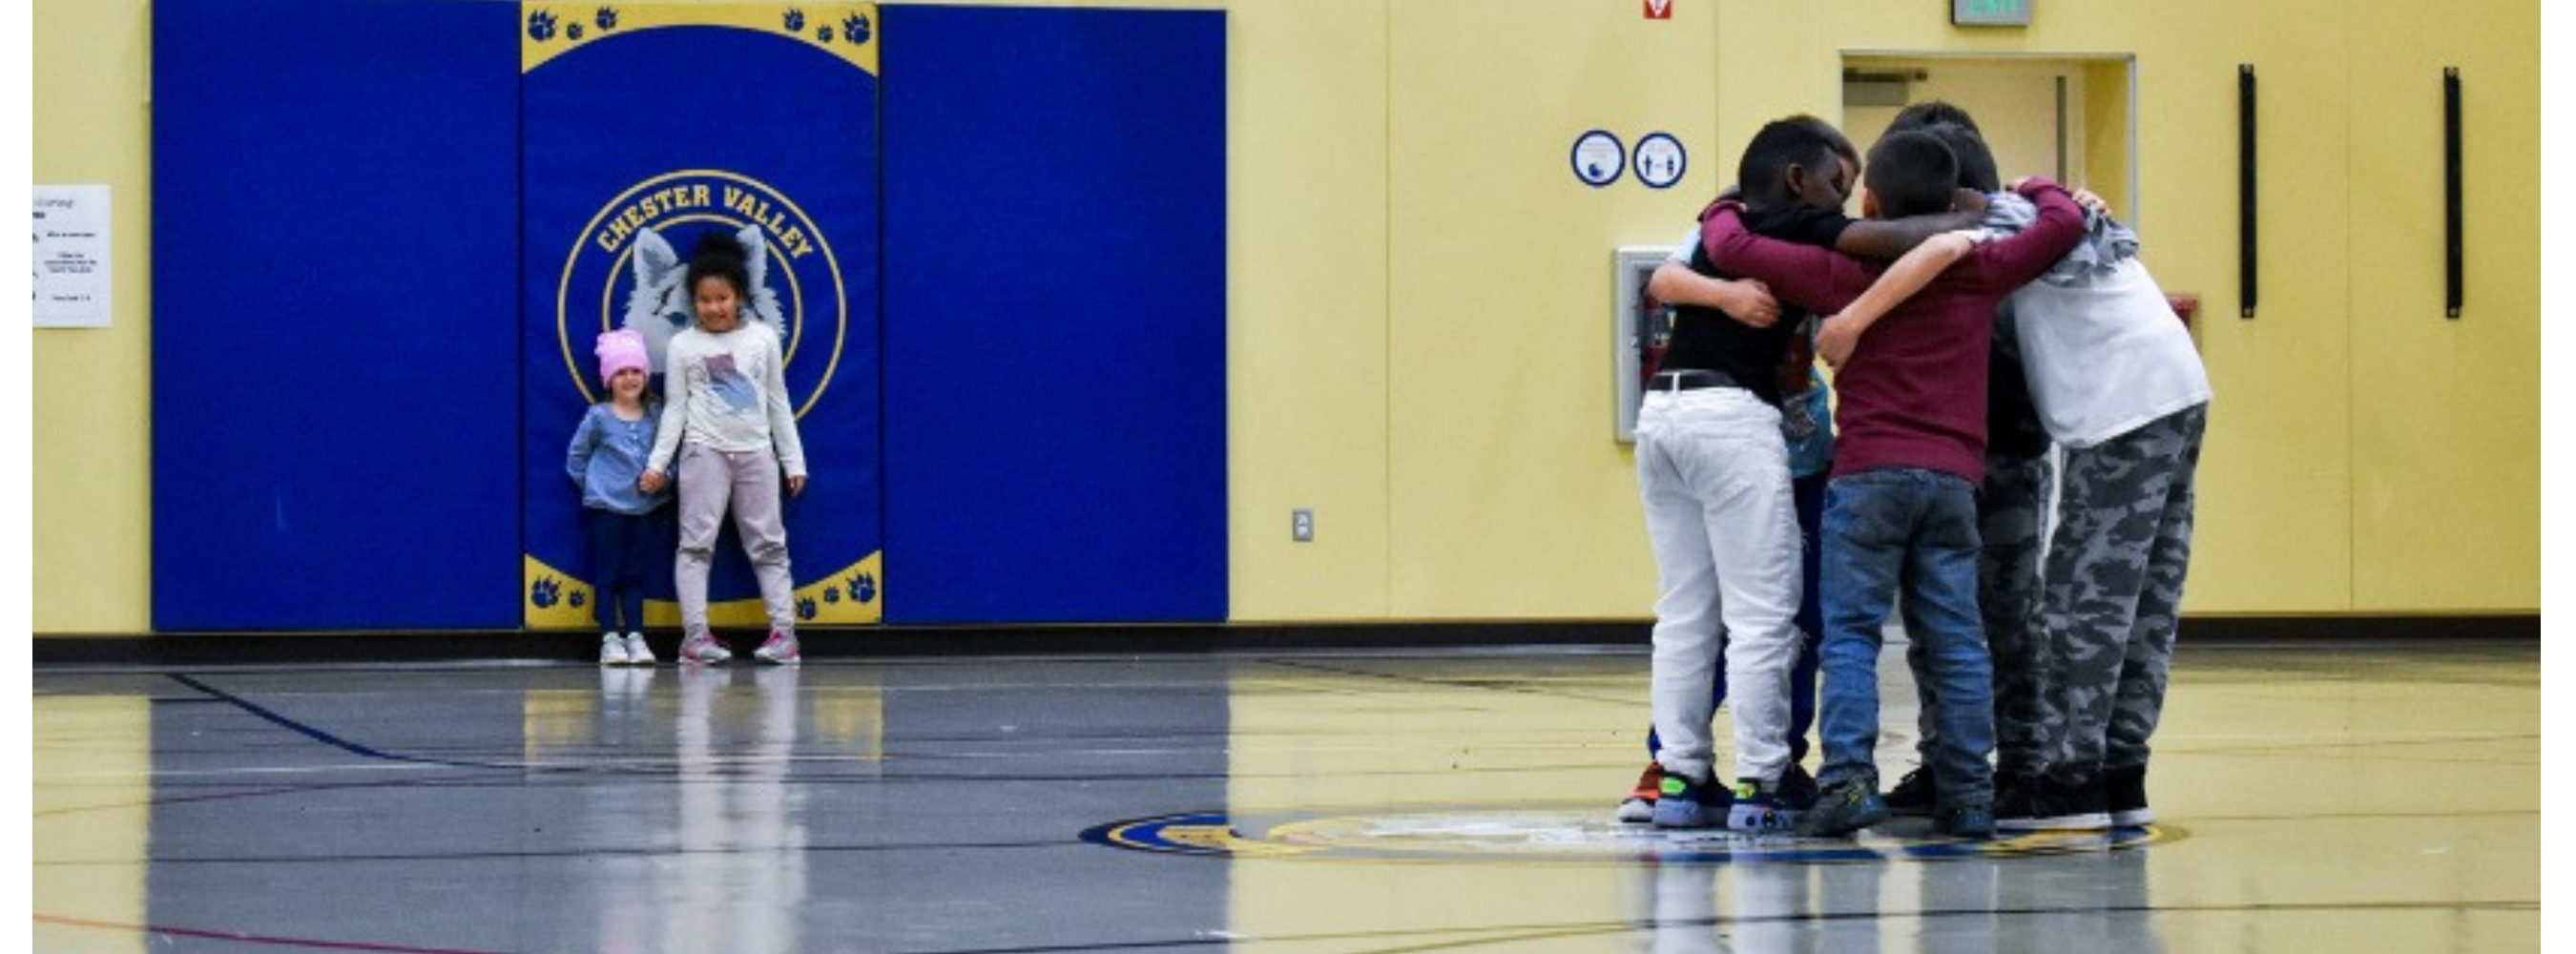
left=1815, top=467, right=1997, bottom=807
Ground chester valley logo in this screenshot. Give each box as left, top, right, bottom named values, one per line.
left=556, top=170, right=847, bottom=412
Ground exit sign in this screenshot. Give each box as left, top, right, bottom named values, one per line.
left=1953, top=0, right=2030, bottom=26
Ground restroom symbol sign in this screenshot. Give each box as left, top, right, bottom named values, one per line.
left=1633, top=134, right=1686, bottom=189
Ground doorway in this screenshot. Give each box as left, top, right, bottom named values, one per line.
left=1840, top=53, right=2136, bottom=223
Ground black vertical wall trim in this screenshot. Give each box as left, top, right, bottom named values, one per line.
left=2239, top=64, right=2257, bottom=319
left=2444, top=67, right=2464, bottom=319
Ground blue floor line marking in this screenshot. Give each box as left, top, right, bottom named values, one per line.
left=167, top=673, right=508, bottom=771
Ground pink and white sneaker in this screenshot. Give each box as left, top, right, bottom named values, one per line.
left=678, top=632, right=733, bottom=664
left=753, top=630, right=801, bottom=665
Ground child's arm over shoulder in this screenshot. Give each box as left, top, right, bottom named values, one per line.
left=1815, top=230, right=1979, bottom=366
left=1969, top=179, right=2086, bottom=290
left=1649, top=226, right=1781, bottom=328
left=1700, top=201, right=1874, bottom=316
left=1831, top=189, right=1989, bottom=259
left=1649, top=261, right=1781, bottom=328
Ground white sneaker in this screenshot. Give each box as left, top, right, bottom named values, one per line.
left=598, top=633, right=631, bottom=667
left=622, top=633, right=655, bottom=666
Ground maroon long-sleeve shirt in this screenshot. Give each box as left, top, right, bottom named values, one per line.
left=1699, top=180, right=2085, bottom=486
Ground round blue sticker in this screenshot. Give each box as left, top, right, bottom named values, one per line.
left=1571, top=130, right=1625, bottom=188
left=1634, top=133, right=1687, bottom=190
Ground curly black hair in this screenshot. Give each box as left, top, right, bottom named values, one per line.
left=685, top=231, right=751, bottom=301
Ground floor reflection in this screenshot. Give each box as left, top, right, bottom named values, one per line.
left=25, top=642, right=2538, bottom=954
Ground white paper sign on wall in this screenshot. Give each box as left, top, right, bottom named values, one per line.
left=34, top=185, right=112, bottom=329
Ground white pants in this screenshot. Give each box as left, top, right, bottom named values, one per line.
left=1635, top=387, right=1802, bottom=784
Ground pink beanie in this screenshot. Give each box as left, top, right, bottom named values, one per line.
left=594, top=328, right=650, bottom=386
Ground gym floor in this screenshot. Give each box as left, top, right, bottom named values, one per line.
left=31, top=639, right=2538, bottom=953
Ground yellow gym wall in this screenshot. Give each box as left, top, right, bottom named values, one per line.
left=2344, top=2, right=2540, bottom=612
left=31, top=0, right=2538, bottom=633
left=33, top=0, right=154, bottom=635
left=1381, top=0, right=1720, bottom=618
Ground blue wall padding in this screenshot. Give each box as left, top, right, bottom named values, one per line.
left=881, top=6, right=1229, bottom=623
left=152, top=0, right=521, bottom=630
left=520, top=24, right=882, bottom=621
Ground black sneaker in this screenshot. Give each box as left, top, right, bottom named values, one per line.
left=1797, top=778, right=1889, bottom=838
left=1996, top=776, right=2110, bottom=832
left=1995, top=771, right=2032, bottom=811
left=1883, top=766, right=1936, bottom=818
left=2106, top=764, right=2152, bottom=826
left=1777, top=762, right=1820, bottom=811
left=1934, top=802, right=1996, bottom=840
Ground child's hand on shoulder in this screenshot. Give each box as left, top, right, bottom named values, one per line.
left=1723, top=280, right=1780, bottom=328
left=1817, top=314, right=1861, bottom=367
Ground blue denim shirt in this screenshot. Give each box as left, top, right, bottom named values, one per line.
left=567, top=402, right=673, bottom=514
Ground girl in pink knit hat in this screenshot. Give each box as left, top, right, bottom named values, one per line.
left=566, top=327, right=673, bottom=665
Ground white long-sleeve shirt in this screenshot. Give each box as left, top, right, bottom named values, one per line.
left=2007, top=257, right=2212, bottom=448
left=648, top=321, right=808, bottom=476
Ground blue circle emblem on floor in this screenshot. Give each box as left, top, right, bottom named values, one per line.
left=1082, top=809, right=2173, bottom=864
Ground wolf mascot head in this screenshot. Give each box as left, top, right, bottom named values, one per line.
left=619, top=223, right=789, bottom=372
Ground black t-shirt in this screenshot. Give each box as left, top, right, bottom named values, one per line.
left=1662, top=204, right=1852, bottom=407
left=1986, top=302, right=2051, bottom=460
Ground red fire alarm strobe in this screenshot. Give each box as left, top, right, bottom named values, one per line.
left=2168, top=294, right=2199, bottom=328
left=1645, top=0, right=1673, bottom=20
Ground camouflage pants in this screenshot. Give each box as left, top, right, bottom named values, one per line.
left=1904, top=450, right=2052, bottom=777
left=1978, top=451, right=2055, bottom=778
left=2038, top=404, right=2208, bottom=784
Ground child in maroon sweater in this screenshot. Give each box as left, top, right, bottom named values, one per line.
left=1697, top=130, right=2085, bottom=838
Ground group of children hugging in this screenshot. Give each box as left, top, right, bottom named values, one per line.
left=1621, top=102, right=2212, bottom=840
left=567, top=231, right=813, bottom=668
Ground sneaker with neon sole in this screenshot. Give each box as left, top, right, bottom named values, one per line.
left=1651, top=771, right=1734, bottom=829
left=1797, top=778, right=1889, bottom=838
left=1726, top=778, right=1808, bottom=834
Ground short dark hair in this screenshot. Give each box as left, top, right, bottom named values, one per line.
left=1887, top=100, right=1983, bottom=137
left=1737, top=114, right=1850, bottom=203
left=1793, top=114, right=1861, bottom=171
left=1883, top=101, right=1997, bottom=193
left=1864, top=130, right=1961, bottom=218
left=686, top=231, right=751, bottom=300
left=1917, top=121, right=2000, bottom=193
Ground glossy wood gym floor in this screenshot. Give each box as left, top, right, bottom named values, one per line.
left=31, top=639, right=2538, bottom=953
